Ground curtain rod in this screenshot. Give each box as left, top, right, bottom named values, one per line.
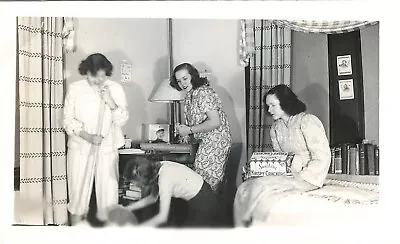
left=168, top=18, right=173, bottom=77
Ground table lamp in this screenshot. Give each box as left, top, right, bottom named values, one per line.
left=149, top=78, right=184, bottom=144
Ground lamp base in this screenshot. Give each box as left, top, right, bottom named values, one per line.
left=169, top=101, right=182, bottom=144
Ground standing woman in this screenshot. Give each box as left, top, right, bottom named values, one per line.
left=170, top=63, right=232, bottom=192
left=63, top=53, right=129, bottom=225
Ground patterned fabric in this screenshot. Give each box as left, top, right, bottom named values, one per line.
left=17, top=17, right=68, bottom=225
left=274, top=20, right=378, bottom=34
left=62, top=17, right=76, bottom=53
left=270, top=112, right=331, bottom=187
left=239, top=20, right=378, bottom=66
left=324, top=178, right=379, bottom=192
left=234, top=176, right=379, bottom=227
left=302, top=178, right=379, bottom=205
left=246, top=20, right=291, bottom=160
left=183, top=85, right=232, bottom=191
left=239, top=19, right=254, bottom=67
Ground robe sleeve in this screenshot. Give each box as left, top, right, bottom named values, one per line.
left=63, top=83, right=83, bottom=137
left=110, top=84, right=129, bottom=127
left=297, top=114, right=331, bottom=187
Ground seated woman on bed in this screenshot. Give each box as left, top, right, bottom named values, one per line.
left=234, top=84, right=331, bottom=227
left=113, top=156, right=219, bottom=227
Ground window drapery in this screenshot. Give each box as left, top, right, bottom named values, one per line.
left=17, top=17, right=71, bottom=225
left=245, top=20, right=292, bottom=159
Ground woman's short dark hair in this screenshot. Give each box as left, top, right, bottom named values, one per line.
left=264, top=84, right=306, bottom=116
left=169, top=63, right=209, bottom=91
left=78, top=53, right=113, bottom=76
left=124, top=156, right=161, bottom=197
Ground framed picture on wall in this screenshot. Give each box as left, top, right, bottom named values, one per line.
left=338, top=79, right=355, bottom=100
left=142, top=124, right=170, bottom=143
left=337, top=55, right=352, bottom=76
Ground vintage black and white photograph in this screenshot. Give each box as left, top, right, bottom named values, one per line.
left=338, top=79, right=355, bottom=100
left=337, top=54, right=353, bottom=76
left=143, top=124, right=170, bottom=143
left=9, top=16, right=380, bottom=231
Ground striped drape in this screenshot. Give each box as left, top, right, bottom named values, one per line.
left=245, top=20, right=291, bottom=159
left=17, top=17, right=68, bottom=225
left=240, top=20, right=378, bottom=66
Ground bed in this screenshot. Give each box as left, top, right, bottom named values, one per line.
left=234, top=174, right=379, bottom=227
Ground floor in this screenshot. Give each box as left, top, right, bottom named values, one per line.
left=13, top=166, right=234, bottom=227
left=13, top=191, right=22, bottom=224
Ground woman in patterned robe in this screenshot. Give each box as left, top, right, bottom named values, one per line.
left=170, top=63, right=232, bottom=192
left=234, top=84, right=331, bottom=226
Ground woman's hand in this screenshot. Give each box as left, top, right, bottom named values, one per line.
left=176, top=124, right=192, bottom=136
left=178, top=134, right=190, bottom=144
left=79, top=131, right=103, bottom=145
left=100, top=85, right=118, bottom=110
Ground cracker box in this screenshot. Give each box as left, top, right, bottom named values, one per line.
left=243, top=152, right=294, bottom=180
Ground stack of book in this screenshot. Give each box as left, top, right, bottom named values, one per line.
left=329, top=140, right=379, bottom=175
left=121, top=182, right=142, bottom=201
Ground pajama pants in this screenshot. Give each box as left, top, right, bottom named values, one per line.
left=66, top=146, right=119, bottom=221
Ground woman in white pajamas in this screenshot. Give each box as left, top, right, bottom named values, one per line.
left=63, top=53, right=129, bottom=225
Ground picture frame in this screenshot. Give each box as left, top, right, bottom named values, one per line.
left=338, top=79, right=355, bottom=100
left=142, top=124, right=170, bottom=143
left=336, top=55, right=352, bottom=76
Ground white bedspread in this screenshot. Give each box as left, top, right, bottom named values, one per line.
left=235, top=178, right=379, bottom=227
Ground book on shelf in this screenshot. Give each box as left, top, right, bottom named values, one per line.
left=374, top=146, right=379, bottom=175
left=329, top=148, right=335, bottom=174
left=334, top=146, right=342, bottom=174
left=365, top=143, right=376, bottom=175
left=330, top=140, right=379, bottom=176
left=358, top=142, right=367, bottom=175
left=341, top=144, right=350, bottom=174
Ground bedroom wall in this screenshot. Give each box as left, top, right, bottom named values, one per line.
left=291, top=24, right=379, bottom=145
left=64, top=18, right=170, bottom=142
left=171, top=19, right=247, bottom=187
left=360, top=24, right=379, bottom=145
left=291, top=31, right=330, bottom=139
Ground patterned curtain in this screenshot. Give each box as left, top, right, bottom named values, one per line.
left=17, top=17, right=68, bottom=225
left=244, top=20, right=291, bottom=159
left=274, top=20, right=378, bottom=34
left=240, top=20, right=378, bottom=66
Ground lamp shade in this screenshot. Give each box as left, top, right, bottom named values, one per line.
left=149, top=78, right=184, bottom=103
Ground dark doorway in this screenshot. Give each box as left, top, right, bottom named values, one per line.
left=328, top=30, right=365, bottom=146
